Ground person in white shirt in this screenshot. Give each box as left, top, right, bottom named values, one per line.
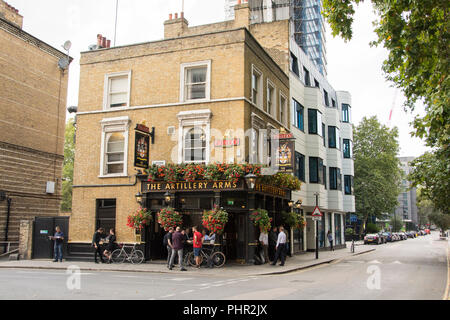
left=258, top=230, right=269, bottom=263
left=271, top=226, right=287, bottom=266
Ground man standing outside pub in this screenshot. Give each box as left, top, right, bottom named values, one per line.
left=192, top=226, right=204, bottom=268
left=163, top=227, right=174, bottom=268
left=92, top=227, right=105, bottom=264
left=169, top=227, right=187, bottom=271
left=271, top=226, right=287, bottom=266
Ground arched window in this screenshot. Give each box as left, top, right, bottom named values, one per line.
left=106, top=132, right=125, bottom=174
left=184, top=127, right=206, bottom=163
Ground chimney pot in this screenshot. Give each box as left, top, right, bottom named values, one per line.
left=181, top=12, right=184, bottom=19
left=101, top=37, right=106, bottom=48
left=169, top=13, right=173, bottom=20
left=174, top=13, right=178, bottom=19
left=106, top=39, right=111, bottom=48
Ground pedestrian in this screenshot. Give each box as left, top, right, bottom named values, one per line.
left=268, top=226, right=278, bottom=262
left=192, top=226, right=204, bottom=268
left=169, top=227, right=187, bottom=271
left=103, top=228, right=117, bottom=263
left=50, top=226, right=64, bottom=262
left=271, top=226, right=287, bottom=266
left=163, top=227, right=174, bottom=268
left=327, top=230, right=334, bottom=251
left=258, top=229, right=269, bottom=264
left=92, top=227, right=106, bottom=264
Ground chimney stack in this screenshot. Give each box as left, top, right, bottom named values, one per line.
left=164, top=12, right=189, bottom=39
left=93, top=34, right=111, bottom=49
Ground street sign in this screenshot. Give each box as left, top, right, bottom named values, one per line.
left=312, top=206, right=322, bottom=217
left=312, top=216, right=322, bottom=221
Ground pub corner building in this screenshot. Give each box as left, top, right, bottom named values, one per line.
left=67, top=3, right=354, bottom=264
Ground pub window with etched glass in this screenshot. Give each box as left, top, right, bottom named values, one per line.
left=184, top=127, right=206, bottom=163
left=105, top=132, right=125, bottom=175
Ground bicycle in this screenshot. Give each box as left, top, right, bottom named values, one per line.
left=186, top=244, right=226, bottom=268
left=111, top=243, right=144, bottom=264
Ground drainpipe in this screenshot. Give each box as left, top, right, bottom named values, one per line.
left=4, top=197, right=12, bottom=253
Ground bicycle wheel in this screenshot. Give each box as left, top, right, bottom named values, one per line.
left=186, top=251, right=197, bottom=267
left=111, top=249, right=126, bottom=264
left=211, top=252, right=226, bottom=268
left=130, top=250, right=144, bottom=264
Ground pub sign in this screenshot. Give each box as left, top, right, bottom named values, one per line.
left=134, top=125, right=150, bottom=169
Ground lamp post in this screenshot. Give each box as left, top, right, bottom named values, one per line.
left=164, top=191, right=172, bottom=206
left=314, top=192, right=320, bottom=260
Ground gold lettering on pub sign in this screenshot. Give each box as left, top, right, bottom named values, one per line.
left=144, top=181, right=240, bottom=193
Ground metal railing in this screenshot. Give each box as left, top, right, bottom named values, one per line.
left=0, top=241, right=19, bottom=256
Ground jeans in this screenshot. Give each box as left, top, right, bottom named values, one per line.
left=94, top=244, right=104, bottom=262
left=166, top=245, right=173, bottom=266
left=329, top=240, right=334, bottom=251
left=169, top=248, right=184, bottom=269
left=54, top=243, right=63, bottom=261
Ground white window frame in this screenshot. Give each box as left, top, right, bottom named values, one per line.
left=180, top=60, right=211, bottom=102
left=99, top=116, right=130, bottom=178
left=266, top=79, right=276, bottom=117
left=177, top=109, right=212, bottom=164
left=103, top=71, right=132, bottom=110
left=279, top=91, right=287, bottom=125
left=251, top=65, right=263, bottom=109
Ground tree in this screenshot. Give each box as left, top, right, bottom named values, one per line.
left=415, top=187, right=437, bottom=228
left=322, top=1, right=449, bottom=214
left=323, top=0, right=449, bottom=151
left=428, top=212, right=450, bottom=235
left=389, top=215, right=404, bottom=232
left=353, top=116, right=403, bottom=237
left=61, top=118, right=75, bottom=212
left=408, top=152, right=450, bottom=215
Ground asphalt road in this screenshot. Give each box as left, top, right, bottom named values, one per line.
left=0, top=233, right=447, bottom=300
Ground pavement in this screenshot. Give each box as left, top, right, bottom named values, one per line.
left=0, top=241, right=374, bottom=277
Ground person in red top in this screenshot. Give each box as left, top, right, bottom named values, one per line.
left=192, top=226, right=204, bottom=268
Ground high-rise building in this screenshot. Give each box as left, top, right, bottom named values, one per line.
left=225, top=0, right=327, bottom=75
left=394, top=157, right=419, bottom=229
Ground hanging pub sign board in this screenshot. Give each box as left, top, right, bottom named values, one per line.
left=272, top=131, right=295, bottom=173
left=134, top=124, right=150, bottom=169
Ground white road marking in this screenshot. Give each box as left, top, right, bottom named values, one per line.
left=167, top=278, right=193, bottom=281
left=199, top=287, right=211, bottom=290
left=160, top=294, right=176, bottom=298
left=182, top=290, right=195, bottom=294
left=368, top=260, right=382, bottom=264
left=392, top=261, right=402, bottom=264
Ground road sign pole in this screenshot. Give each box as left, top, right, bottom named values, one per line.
left=315, top=193, right=319, bottom=260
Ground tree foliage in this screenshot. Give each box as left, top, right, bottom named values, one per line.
left=408, top=151, right=449, bottom=214
left=353, top=117, right=403, bottom=235
left=389, top=215, right=404, bottom=232
left=61, top=118, right=75, bottom=212
left=323, top=0, right=449, bottom=151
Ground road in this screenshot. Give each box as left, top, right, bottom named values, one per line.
left=0, top=233, right=447, bottom=300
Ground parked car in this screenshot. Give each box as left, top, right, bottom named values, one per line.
left=382, top=232, right=394, bottom=242
left=425, top=229, right=431, bottom=234
left=405, top=231, right=414, bottom=239
left=409, top=231, right=418, bottom=238
left=392, top=233, right=401, bottom=241
left=419, top=230, right=426, bottom=236
left=364, top=234, right=383, bottom=245
left=377, top=232, right=387, bottom=244
left=399, top=232, right=408, bottom=240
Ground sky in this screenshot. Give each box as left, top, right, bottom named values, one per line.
left=6, top=0, right=429, bottom=157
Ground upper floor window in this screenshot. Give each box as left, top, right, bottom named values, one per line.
left=343, top=139, right=352, bottom=158
left=324, top=90, right=329, bottom=107
left=180, top=61, right=211, bottom=102
left=308, top=109, right=323, bottom=136
left=332, top=99, right=336, bottom=108
left=251, top=65, right=263, bottom=108
left=328, top=126, right=340, bottom=149
left=293, top=99, right=304, bottom=131
left=344, top=175, right=354, bottom=195
left=342, top=104, right=351, bottom=123
left=104, top=71, right=131, bottom=110
left=295, top=152, right=305, bottom=182
left=184, top=127, right=207, bottom=163
left=100, top=116, right=130, bottom=177
left=329, top=167, right=342, bottom=190
left=309, top=157, right=324, bottom=184
left=314, top=79, right=320, bottom=88
left=323, top=165, right=327, bottom=189
left=303, top=67, right=311, bottom=86
left=290, top=52, right=300, bottom=77
left=267, top=81, right=275, bottom=116
left=322, top=123, right=326, bottom=147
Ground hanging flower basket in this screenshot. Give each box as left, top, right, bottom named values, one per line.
left=282, top=210, right=306, bottom=230
left=157, top=207, right=183, bottom=231
left=249, top=208, right=272, bottom=233
left=202, top=205, right=229, bottom=235
left=126, top=207, right=153, bottom=231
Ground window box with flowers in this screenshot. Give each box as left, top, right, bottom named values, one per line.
left=157, top=207, right=183, bottom=231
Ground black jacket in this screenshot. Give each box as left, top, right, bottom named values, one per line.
left=92, top=231, right=104, bottom=246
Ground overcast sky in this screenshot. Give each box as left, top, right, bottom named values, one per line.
left=7, top=0, right=429, bottom=157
